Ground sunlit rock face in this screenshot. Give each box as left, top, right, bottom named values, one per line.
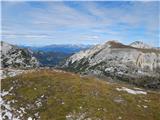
left=130, top=41, right=153, bottom=49
left=1, top=41, right=39, bottom=68
left=63, top=41, right=160, bottom=88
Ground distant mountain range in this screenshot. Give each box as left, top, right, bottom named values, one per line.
left=21, top=44, right=92, bottom=54
left=63, top=40, right=160, bottom=89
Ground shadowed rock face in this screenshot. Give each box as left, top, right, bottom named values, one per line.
left=63, top=41, right=160, bottom=89
left=1, top=41, right=39, bottom=68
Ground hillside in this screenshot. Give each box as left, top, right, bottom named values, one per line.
left=32, top=51, right=71, bottom=67
left=1, top=41, right=39, bottom=68
left=63, top=41, right=160, bottom=89
left=1, top=69, right=160, bottom=120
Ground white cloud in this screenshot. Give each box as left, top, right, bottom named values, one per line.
left=1, top=1, right=159, bottom=46
left=80, top=35, right=100, bottom=40
left=31, top=2, right=158, bottom=33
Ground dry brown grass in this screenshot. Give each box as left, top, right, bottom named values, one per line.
left=1, top=69, right=160, bottom=120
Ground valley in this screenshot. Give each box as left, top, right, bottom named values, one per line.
left=20, top=44, right=91, bottom=67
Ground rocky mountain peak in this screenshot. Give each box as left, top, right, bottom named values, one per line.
left=130, top=41, right=152, bottom=49
left=104, top=40, right=132, bottom=49
left=105, top=40, right=120, bottom=44
left=104, top=40, right=120, bottom=46
left=1, top=41, right=13, bottom=55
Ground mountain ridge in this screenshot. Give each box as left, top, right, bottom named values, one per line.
left=63, top=40, right=160, bottom=89
left=1, top=41, right=39, bottom=68
left=20, top=44, right=92, bottom=53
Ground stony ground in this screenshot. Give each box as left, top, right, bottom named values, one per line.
left=1, top=69, right=160, bottom=120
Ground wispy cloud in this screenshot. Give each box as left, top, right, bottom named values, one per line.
left=81, top=35, right=100, bottom=40
left=1, top=1, right=159, bottom=46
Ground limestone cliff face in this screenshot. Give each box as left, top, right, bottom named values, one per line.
left=63, top=41, right=160, bottom=88
left=135, top=52, right=159, bottom=71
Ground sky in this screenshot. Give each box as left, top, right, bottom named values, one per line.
left=1, top=1, right=160, bottom=47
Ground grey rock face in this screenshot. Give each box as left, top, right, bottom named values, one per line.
left=63, top=41, right=160, bottom=89
left=1, top=41, right=39, bottom=68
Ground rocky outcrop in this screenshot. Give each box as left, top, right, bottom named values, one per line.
left=63, top=41, right=160, bottom=89
left=1, top=41, right=39, bottom=68
left=130, top=41, right=152, bottom=49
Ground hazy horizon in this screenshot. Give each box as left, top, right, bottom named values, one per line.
left=3, top=40, right=160, bottom=48
left=1, top=1, right=160, bottom=47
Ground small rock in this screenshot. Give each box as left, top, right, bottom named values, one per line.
left=118, top=116, right=122, bottom=119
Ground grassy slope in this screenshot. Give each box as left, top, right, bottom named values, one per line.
left=1, top=70, right=160, bottom=120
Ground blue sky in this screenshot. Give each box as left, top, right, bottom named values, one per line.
left=1, top=1, right=160, bottom=47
